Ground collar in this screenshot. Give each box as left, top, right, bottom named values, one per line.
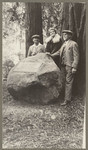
left=46, top=34, right=61, bottom=43
left=33, top=43, right=41, bottom=46
left=64, top=39, right=71, bottom=44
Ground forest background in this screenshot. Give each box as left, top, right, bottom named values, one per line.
left=2, top=2, right=86, bottom=149
left=2, top=2, right=86, bottom=96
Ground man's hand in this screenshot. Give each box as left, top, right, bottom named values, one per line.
left=50, top=53, right=54, bottom=57
left=46, top=52, right=51, bottom=56
left=72, top=68, right=77, bottom=74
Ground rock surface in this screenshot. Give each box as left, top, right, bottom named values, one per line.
left=7, top=53, right=62, bottom=104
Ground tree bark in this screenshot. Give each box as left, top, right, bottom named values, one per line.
left=25, top=3, right=43, bottom=57
left=62, top=2, right=86, bottom=95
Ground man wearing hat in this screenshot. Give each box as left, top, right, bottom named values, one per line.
left=45, top=27, right=62, bottom=67
left=51, top=30, right=79, bottom=105
left=27, top=35, right=45, bottom=56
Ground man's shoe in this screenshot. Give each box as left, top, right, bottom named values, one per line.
left=61, top=101, right=70, bottom=106
left=61, top=101, right=67, bottom=106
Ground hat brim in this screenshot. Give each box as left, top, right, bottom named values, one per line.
left=32, top=35, right=40, bottom=39
left=62, top=30, right=73, bottom=35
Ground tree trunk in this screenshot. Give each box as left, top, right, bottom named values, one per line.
left=62, top=2, right=86, bottom=95
left=25, top=3, right=43, bottom=57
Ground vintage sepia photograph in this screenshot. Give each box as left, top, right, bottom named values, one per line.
left=2, top=1, right=86, bottom=149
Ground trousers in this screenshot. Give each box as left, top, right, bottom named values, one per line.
left=61, top=65, right=75, bottom=102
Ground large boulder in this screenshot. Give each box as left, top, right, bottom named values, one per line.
left=7, top=53, right=63, bottom=104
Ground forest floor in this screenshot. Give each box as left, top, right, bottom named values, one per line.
left=2, top=80, right=85, bottom=149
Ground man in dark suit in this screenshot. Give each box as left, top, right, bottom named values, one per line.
left=51, top=30, right=79, bottom=105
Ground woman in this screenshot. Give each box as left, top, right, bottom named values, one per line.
left=45, top=27, right=62, bottom=67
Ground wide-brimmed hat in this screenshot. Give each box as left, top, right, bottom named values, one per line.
left=31, top=35, right=40, bottom=39
left=62, top=30, right=73, bottom=35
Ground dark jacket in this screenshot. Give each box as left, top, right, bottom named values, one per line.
left=45, top=34, right=62, bottom=67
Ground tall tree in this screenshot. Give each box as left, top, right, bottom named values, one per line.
left=25, top=3, right=43, bottom=56
left=62, top=2, right=86, bottom=95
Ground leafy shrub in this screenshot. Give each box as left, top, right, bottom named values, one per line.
left=2, top=59, right=15, bottom=80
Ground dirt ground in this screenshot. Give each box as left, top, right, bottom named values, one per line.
left=2, top=81, right=84, bottom=149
